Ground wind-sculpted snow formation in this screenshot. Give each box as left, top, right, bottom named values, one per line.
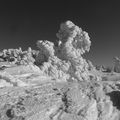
left=0, top=21, right=120, bottom=120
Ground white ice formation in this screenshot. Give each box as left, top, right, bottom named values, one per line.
left=35, top=20, right=92, bottom=82
left=0, top=21, right=120, bottom=120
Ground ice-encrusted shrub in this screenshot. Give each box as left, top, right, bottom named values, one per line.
left=35, top=40, right=55, bottom=66
left=0, top=47, right=37, bottom=65
left=113, top=57, right=120, bottom=73
left=55, top=21, right=92, bottom=81
left=34, top=21, right=94, bottom=82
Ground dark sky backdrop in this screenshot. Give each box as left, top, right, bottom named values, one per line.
left=0, top=1, right=120, bottom=66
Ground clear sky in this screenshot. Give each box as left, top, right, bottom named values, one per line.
left=0, top=1, right=120, bottom=66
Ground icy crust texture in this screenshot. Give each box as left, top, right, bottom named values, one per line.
left=36, top=21, right=92, bottom=81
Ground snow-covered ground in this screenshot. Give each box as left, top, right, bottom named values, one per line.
left=0, top=21, right=120, bottom=120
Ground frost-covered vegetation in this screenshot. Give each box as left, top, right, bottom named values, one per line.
left=0, top=21, right=120, bottom=120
